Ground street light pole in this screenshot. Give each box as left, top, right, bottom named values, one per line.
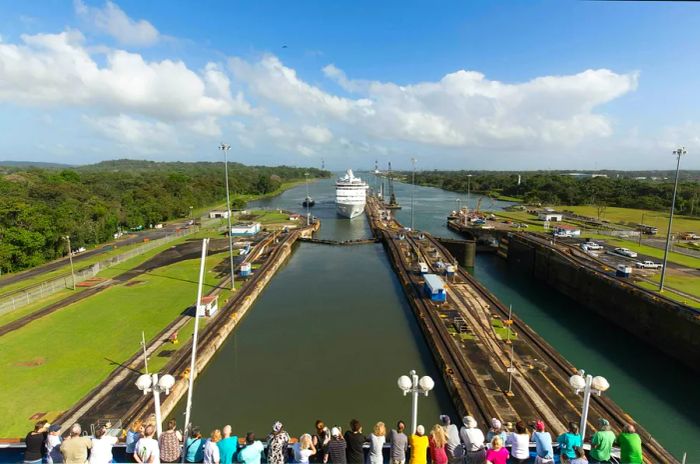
left=304, top=172, right=310, bottom=226
left=659, top=147, right=686, bottom=292
left=467, top=174, right=473, bottom=208
left=182, top=238, right=209, bottom=462
left=219, top=143, right=235, bottom=291
left=569, top=370, right=610, bottom=440
left=410, top=157, right=417, bottom=230
left=64, top=236, right=76, bottom=290
left=397, top=369, right=434, bottom=434
left=136, top=372, right=175, bottom=437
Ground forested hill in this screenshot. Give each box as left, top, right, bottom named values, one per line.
left=412, top=171, right=700, bottom=216
left=0, top=160, right=328, bottom=273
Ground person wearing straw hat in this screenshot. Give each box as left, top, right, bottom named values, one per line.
left=459, top=416, right=485, bottom=464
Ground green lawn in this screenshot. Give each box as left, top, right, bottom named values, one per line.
left=635, top=281, right=700, bottom=309
left=638, top=273, right=700, bottom=300
left=0, top=253, right=227, bottom=438
left=0, top=240, right=148, bottom=297
left=0, top=288, right=84, bottom=328
left=491, top=319, right=517, bottom=340
left=560, top=205, right=700, bottom=237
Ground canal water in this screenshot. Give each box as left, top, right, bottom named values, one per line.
left=172, top=176, right=457, bottom=438
left=178, top=174, right=697, bottom=460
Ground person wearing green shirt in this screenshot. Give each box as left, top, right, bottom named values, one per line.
left=589, top=418, right=615, bottom=463
left=616, top=424, right=643, bottom=464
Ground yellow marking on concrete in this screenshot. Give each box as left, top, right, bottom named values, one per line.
left=538, top=370, right=579, bottom=414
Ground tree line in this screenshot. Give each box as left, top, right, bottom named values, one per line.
left=412, top=171, right=700, bottom=216
left=0, top=160, right=328, bottom=273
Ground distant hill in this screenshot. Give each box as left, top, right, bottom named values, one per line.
left=0, top=160, right=73, bottom=169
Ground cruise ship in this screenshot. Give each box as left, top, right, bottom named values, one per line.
left=336, top=169, right=368, bottom=219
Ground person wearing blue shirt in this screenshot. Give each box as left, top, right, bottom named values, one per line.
left=239, top=432, right=265, bottom=464
left=531, top=420, right=554, bottom=463
left=185, top=427, right=205, bottom=463
left=218, top=425, right=239, bottom=464
left=556, top=422, right=582, bottom=460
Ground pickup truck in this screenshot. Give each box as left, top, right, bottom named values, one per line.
left=636, top=260, right=663, bottom=269
left=613, top=247, right=638, bottom=258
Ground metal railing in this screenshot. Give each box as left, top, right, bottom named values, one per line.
left=0, top=228, right=196, bottom=316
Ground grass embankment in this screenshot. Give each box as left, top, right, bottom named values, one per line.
left=560, top=205, right=699, bottom=237
left=0, top=253, right=227, bottom=437
left=635, top=281, right=700, bottom=309
left=0, top=240, right=148, bottom=298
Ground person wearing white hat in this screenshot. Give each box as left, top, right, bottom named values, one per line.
left=485, top=418, right=507, bottom=445
left=327, top=427, right=347, bottom=464
left=408, top=425, right=428, bottom=464
left=438, top=415, right=462, bottom=464
left=459, top=416, right=485, bottom=464
left=266, top=421, right=290, bottom=464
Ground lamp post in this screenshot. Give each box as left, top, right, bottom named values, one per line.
left=219, top=143, right=235, bottom=291
left=304, top=172, right=310, bottom=226
left=63, top=236, right=76, bottom=290
left=467, top=174, right=473, bottom=207
left=397, top=369, right=434, bottom=434
left=410, top=157, right=417, bottom=231
left=569, top=370, right=610, bottom=440
left=135, top=372, right=176, bottom=437
left=659, top=147, right=686, bottom=292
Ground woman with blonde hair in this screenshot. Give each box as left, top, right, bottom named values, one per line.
left=428, top=425, right=448, bottom=464
left=125, top=419, right=145, bottom=462
left=484, top=436, right=508, bottom=464
left=203, top=429, right=221, bottom=464
left=368, top=422, right=386, bottom=464
left=294, top=433, right=317, bottom=464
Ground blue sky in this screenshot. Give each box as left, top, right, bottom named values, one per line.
left=0, top=0, right=698, bottom=169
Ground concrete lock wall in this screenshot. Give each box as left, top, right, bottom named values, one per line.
left=436, top=238, right=476, bottom=267
left=506, top=235, right=700, bottom=372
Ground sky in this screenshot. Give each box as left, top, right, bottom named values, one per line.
left=0, top=0, right=699, bottom=170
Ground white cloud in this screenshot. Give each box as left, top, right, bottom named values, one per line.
left=0, top=31, right=249, bottom=121
left=75, top=0, right=160, bottom=47
left=87, top=114, right=175, bottom=147
left=302, top=125, right=333, bottom=144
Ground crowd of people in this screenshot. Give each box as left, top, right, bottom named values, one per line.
left=22, top=414, right=645, bottom=464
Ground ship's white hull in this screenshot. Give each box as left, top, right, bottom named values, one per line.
left=337, top=203, right=365, bottom=219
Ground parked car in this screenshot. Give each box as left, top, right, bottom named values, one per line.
left=613, top=247, right=638, bottom=258
left=635, top=260, right=663, bottom=269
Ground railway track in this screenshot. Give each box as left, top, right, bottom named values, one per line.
left=365, top=197, right=675, bottom=463
left=381, top=229, right=497, bottom=427
left=424, top=234, right=675, bottom=464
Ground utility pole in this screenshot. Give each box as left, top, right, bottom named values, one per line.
left=659, top=147, right=686, bottom=292
left=181, top=238, right=209, bottom=462
left=219, top=143, right=235, bottom=291
left=467, top=174, right=473, bottom=208
left=64, top=235, right=76, bottom=290
left=639, top=212, right=644, bottom=246
left=410, top=157, right=417, bottom=230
